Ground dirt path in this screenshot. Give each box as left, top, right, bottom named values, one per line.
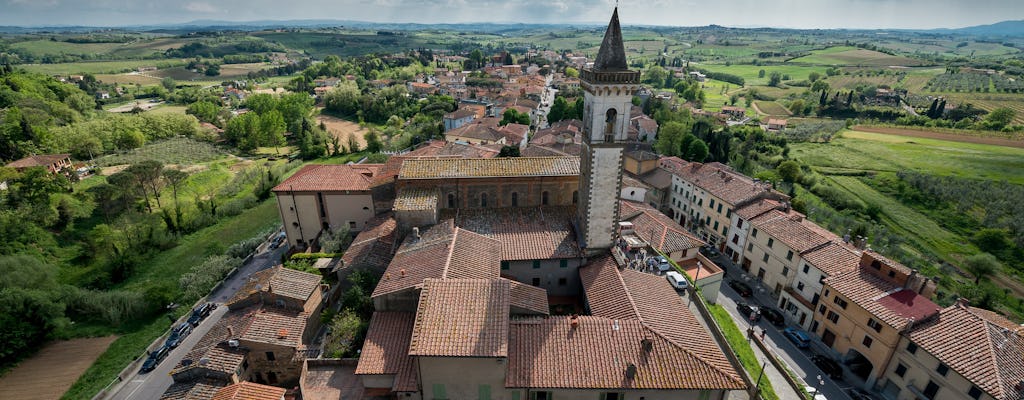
left=852, top=125, right=1024, bottom=149
left=316, top=113, right=367, bottom=150
left=0, top=336, right=118, bottom=400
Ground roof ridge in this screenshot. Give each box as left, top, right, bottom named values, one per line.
left=641, top=323, right=747, bottom=388
left=441, top=228, right=459, bottom=279
left=616, top=262, right=643, bottom=323
left=966, top=306, right=1011, bottom=399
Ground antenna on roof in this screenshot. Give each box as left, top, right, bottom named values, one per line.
left=613, top=320, right=620, bottom=331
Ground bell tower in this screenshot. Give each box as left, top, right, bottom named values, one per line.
left=577, top=7, right=640, bottom=255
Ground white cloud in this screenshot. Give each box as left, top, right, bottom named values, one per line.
left=184, top=2, right=218, bottom=13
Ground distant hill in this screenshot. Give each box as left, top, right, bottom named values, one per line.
left=934, top=20, right=1024, bottom=37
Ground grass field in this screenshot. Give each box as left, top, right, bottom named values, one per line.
left=21, top=60, right=186, bottom=75
left=790, top=129, right=1024, bottom=184
left=708, top=304, right=779, bottom=400
left=789, top=46, right=929, bottom=67
left=0, top=336, right=117, bottom=400
left=942, top=94, right=1024, bottom=125
left=317, top=113, right=368, bottom=149
left=697, top=64, right=828, bottom=86
left=754, top=100, right=791, bottom=116
left=93, top=138, right=226, bottom=167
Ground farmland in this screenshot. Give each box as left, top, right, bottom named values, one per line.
left=789, top=46, right=931, bottom=67
left=0, top=336, right=118, bottom=400
left=93, top=137, right=225, bottom=167
left=697, top=63, right=828, bottom=86
left=753, top=100, right=791, bottom=116
left=21, top=60, right=187, bottom=75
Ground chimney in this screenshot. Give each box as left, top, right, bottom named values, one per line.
left=641, top=338, right=653, bottom=353
left=570, top=314, right=579, bottom=329
left=957, top=297, right=970, bottom=308
left=227, top=326, right=234, bottom=337
left=278, top=329, right=289, bottom=339
left=625, top=363, right=637, bottom=379
left=400, top=268, right=407, bottom=277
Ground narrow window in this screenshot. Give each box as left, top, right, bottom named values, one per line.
left=265, top=351, right=275, bottom=361
left=542, top=191, right=549, bottom=206
left=767, top=238, right=774, bottom=248
left=895, top=363, right=907, bottom=378
left=572, top=190, right=578, bottom=205
left=786, top=250, right=794, bottom=261
left=511, top=192, right=518, bottom=207
left=862, top=335, right=873, bottom=348
left=532, top=260, right=541, bottom=269
left=604, top=108, right=617, bottom=142
left=447, top=193, right=456, bottom=208
left=480, top=192, right=488, bottom=207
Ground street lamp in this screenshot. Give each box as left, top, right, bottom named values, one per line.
left=753, top=358, right=767, bottom=398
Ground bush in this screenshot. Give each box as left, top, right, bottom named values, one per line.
left=178, top=255, right=243, bottom=301
left=63, top=287, right=147, bottom=326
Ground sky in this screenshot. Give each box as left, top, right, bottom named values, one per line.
left=1, top=0, right=1022, bottom=29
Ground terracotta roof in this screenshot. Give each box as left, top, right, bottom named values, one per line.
left=355, top=312, right=419, bottom=391
left=409, top=279, right=510, bottom=357
left=531, top=119, right=582, bottom=146
left=399, top=156, right=579, bottom=180
left=444, top=108, right=477, bottom=120
left=800, top=241, right=860, bottom=277
left=824, top=268, right=939, bottom=330
left=862, top=250, right=912, bottom=275
left=579, top=254, right=640, bottom=321
left=499, top=123, right=530, bottom=143
left=371, top=223, right=501, bottom=298
left=908, top=304, right=1024, bottom=400
left=506, top=316, right=745, bottom=390
left=339, top=214, right=397, bottom=272
left=211, top=381, right=286, bottom=400
left=749, top=210, right=835, bottom=253
left=239, top=308, right=305, bottom=348
left=622, top=175, right=650, bottom=190
left=393, top=187, right=439, bottom=211
left=272, top=164, right=381, bottom=192
left=675, top=162, right=776, bottom=205
left=6, top=154, right=69, bottom=168
left=445, top=117, right=504, bottom=142
left=620, top=200, right=704, bottom=254
left=638, top=168, right=672, bottom=189
left=228, top=266, right=321, bottom=307
left=734, top=198, right=783, bottom=220
left=522, top=143, right=582, bottom=157
left=508, top=280, right=550, bottom=315
left=160, top=379, right=227, bottom=400
left=172, top=307, right=253, bottom=376
left=658, top=156, right=688, bottom=174
left=442, top=207, right=582, bottom=261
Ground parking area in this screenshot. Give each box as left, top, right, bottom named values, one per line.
left=703, top=248, right=876, bottom=400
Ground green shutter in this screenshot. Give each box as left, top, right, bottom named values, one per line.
left=512, top=392, right=521, bottom=400
left=559, top=259, right=568, bottom=268
left=532, top=260, right=541, bottom=269
left=478, top=384, right=491, bottom=400
left=432, top=384, right=447, bottom=399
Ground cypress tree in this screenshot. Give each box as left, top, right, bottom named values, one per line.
left=927, top=99, right=939, bottom=118
left=846, top=91, right=854, bottom=106
left=819, top=90, right=827, bottom=106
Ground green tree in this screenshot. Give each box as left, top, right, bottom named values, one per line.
left=643, top=66, right=669, bottom=87
left=655, top=121, right=691, bottom=157
left=204, top=64, right=220, bottom=76
left=974, top=228, right=1010, bottom=254
left=548, top=96, right=568, bottom=123
left=564, top=67, right=579, bottom=78
left=808, top=72, right=822, bottom=83
left=965, top=253, right=1000, bottom=284
left=684, top=138, right=709, bottom=162
left=161, top=77, right=176, bottom=92
left=225, top=112, right=261, bottom=152
left=729, top=93, right=739, bottom=106
left=245, top=93, right=278, bottom=115
left=364, top=130, right=383, bottom=153
left=777, top=160, right=801, bottom=183
left=758, top=69, right=766, bottom=78
left=0, top=255, right=66, bottom=365
left=259, top=110, right=287, bottom=148
left=768, top=72, right=782, bottom=87
left=186, top=101, right=220, bottom=124
left=500, top=109, right=530, bottom=126
left=789, top=99, right=806, bottom=116
left=983, top=107, right=1015, bottom=130
left=498, top=145, right=521, bottom=157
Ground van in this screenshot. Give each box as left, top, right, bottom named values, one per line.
left=665, top=271, right=689, bottom=291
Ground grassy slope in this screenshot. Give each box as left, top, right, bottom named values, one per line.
left=708, top=304, right=779, bottom=400
left=698, top=64, right=828, bottom=86
left=62, top=200, right=280, bottom=400
left=21, top=60, right=186, bottom=75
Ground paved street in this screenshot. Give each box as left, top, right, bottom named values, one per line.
left=105, top=234, right=287, bottom=400
left=708, top=252, right=858, bottom=400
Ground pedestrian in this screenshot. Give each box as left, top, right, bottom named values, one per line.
left=760, top=328, right=766, bottom=341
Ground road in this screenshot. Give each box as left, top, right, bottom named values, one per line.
left=105, top=235, right=288, bottom=400
left=708, top=251, right=856, bottom=400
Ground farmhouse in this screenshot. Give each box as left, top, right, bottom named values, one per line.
left=6, top=153, right=72, bottom=174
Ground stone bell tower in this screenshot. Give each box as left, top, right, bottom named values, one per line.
left=577, top=7, right=640, bottom=255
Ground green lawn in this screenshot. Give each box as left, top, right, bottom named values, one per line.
left=802, top=130, right=1024, bottom=183
left=697, top=64, right=828, bottom=86
left=708, top=304, right=779, bottom=400
left=789, top=46, right=929, bottom=67
left=21, top=60, right=186, bottom=75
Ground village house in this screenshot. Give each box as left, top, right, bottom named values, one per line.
left=272, top=164, right=382, bottom=250
left=766, top=118, right=788, bottom=132
left=5, top=153, right=73, bottom=174
left=442, top=108, right=477, bottom=131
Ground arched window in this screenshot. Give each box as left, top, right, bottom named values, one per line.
left=572, top=190, right=578, bottom=205
left=447, top=193, right=456, bottom=208
left=480, top=192, right=488, bottom=208
left=604, top=108, right=617, bottom=143
left=542, top=191, right=550, bottom=206
left=511, top=192, right=519, bottom=207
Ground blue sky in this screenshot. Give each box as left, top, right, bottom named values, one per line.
left=1, top=0, right=1022, bottom=29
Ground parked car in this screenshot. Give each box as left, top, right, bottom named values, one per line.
left=699, top=245, right=719, bottom=257
left=783, top=327, right=812, bottom=348
left=811, top=355, right=844, bottom=380
left=656, top=256, right=672, bottom=272
left=736, top=302, right=761, bottom=322
left=187, top=302, right=216, bottom=327
left=165, top=322, right=193, bottom=349
left=665, top=271, right=690, bottom=290
left=270, top=232, right=287, bottom=249
left=140, top=345, right=171, bottom=373
left=760, top=308, right=785, bottom=326
left=727, top=279, right=753, bottom=297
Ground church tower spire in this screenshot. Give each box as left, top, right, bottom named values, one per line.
left=576, top=7, right=640, bottom=255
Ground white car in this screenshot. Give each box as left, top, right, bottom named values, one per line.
left=665, top=271, right=689, bottom=290
left=805, top=387, right=828, bottom=400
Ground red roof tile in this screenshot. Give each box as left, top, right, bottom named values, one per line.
left=674, top=162, right=777, bottom=205
left=620, top=200, right=704, bottom=254
left=160, top=379, right=227, bottom=400
left=339, top=214, right=397, bottom=272
left=239, top=308, right=306, bottom=348
left=6, top=154, right=70, bottom=168
left=398, top=156, right=579, bottom=180
left=579, top=254, right=640, bottom=321
left=227, top=266, right=321, bottom=307
left=749, top=210, right=835, bottom=253
left=800, top=241, right=860, bottom=277
left=272, top=164, right=381, bottom=192
left=824, top=268, right=939, bottom=330
left=211, top=381, right=286, bottom=400
left=506, top=316, right=745, bottom=390
left=409, top=279, right=510, bottom=357
left=442, top=207, right=582, bottom=261
left=508, top=280, right=550, bottom=315
left=355, top=312, right=419, bottom=391
left=909, top=305, right=1024, bottom=400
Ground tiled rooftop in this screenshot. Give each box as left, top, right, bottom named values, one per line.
left=398, top=156, right=579, bottom=180
left=355, top=312, right=419, bottom=391
left=506, top=316, right=745, bottom=390
left=409, top=279, right=510, bottom=358
left=749, top=210, right=835, bottom=253
left=508, top=280, right=550, bottom=315
left=239, top=308, right=306, bottom=348
left=371, top=223, right=501, bottom=298
left=228, top=266, right=321, bottom=307
left=211, top=381, right=286, bottom=400
left=6, top=153, right=69, bottom=168
left=908, top=304, right=1024, bottom=400
left=272, top=164, right=381, bottom=192
left=675, top=162, right=775, bottom=205
left=824, top=268, right=940, bottom=330
left=620, top=200, right=704, bottom=254
left=442, top=207, right=582, bottom=261
left=393, top=187, right=439, bottom=211
left=160, top=379, right=226, bottom=400
left=339, top=214, right=397, bottom=272
left=578, top=254, right=639, bottom=321
left=172, top=307, right=253, bottom=376
left=800, top=241, right=860, bottom=277
left=733, top=198, right=783, bottom=220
